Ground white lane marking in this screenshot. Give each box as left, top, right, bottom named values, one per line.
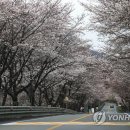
left=1, top=122, right=17, bottom=125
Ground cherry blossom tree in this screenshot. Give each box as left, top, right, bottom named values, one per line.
left=83, top=0, right=130, bottom=110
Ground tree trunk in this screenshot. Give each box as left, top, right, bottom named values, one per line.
left=38, top=90, right=42, bottom=106
left=2, top=92, right=7, bottom=106
left=30, top=93, right=35, bottom=106
left=12, top=96, right=18, bottom=106
left=25, top=86, right=36, bottom=106
left=128, top=101, right=130, bottom=112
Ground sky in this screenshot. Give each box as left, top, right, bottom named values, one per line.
left=62, top=0, right=104, bottom=51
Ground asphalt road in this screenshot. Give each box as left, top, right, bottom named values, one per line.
left=0, top=103, right=130, bottom=130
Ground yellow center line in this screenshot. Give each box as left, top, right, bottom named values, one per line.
left=46, top=114, right=92, bottom=130
left=14, top=121, right=130, bottom=126
left=101, top=122, right=130, bottom=126
left=12, top=119, right=130, bottom=127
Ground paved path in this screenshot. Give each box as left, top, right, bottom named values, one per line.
left=0, top=103, right=130, bottom=130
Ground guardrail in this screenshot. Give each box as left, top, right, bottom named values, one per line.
left=0, top=106, right=78, bottom=120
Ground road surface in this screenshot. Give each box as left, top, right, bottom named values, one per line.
left=0, top=103, right=130, bottom=130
